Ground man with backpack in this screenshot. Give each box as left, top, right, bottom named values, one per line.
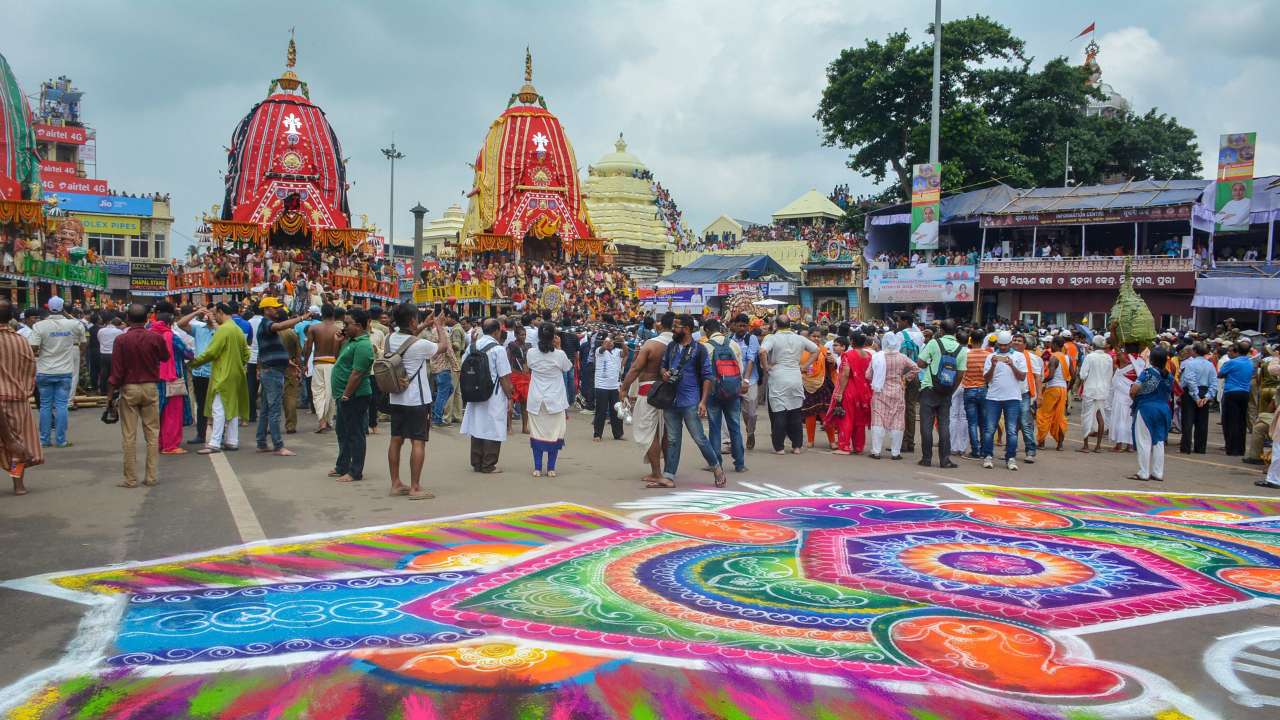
left=379, top=303, right=445, bottom=500
left=655, top=315, right=726, bottom=489
left=460, top=318, right=515, bottom=473
left=915, top=319, right=967, bottom=469
left=701, top=318, right=747, bottom=473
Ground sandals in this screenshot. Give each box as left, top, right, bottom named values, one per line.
left=197, top=447, right=221, bottom=455
left=645, top=479, right=676, bottom=489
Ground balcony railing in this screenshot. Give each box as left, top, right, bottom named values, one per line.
left=20, top=255, right=108, bottom=288
left=979, top=255, right=1193, bottom=275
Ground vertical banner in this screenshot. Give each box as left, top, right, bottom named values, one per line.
left=910, top=162, right=941, bottom=250
left=1214, top=132, right=1256, bottom=233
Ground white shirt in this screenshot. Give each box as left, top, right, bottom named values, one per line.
left=1216, top=197, right=1252, bottom=228
left=760, top=330, right=818, bottom=412
left=247, top=315, right=264, bottom=363
left=1078, top=350, right=1113, bottom=400
left=1023, top=352, right=1043, bottom=394
left=1045, top=353, right=1068, bottom=388
left=30, top=314, right=86, bottom=375
left=983, top=349, right=1028, bottom=402
left=459, top=336, right=512, bottom=442
left=97, top=325, right=125, bottom=354
left=593, top=348, right=623, bottom=390
left=527, top=346, right=573, bottom=414
left=386, top=331, right=439, bottom=406
left=911, top=221, right=938, bottom=249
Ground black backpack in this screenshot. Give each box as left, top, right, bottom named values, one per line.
left=459, top=337, right=498, bottom=402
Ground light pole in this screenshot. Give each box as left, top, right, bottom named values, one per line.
left=928, top=0, right=942, bottom=164
left=380, top=142, right=405, bottom=256
left=410, top=203, right=428, bottom=281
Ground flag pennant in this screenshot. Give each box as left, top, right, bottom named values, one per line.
left=1072, top=22, right=1096, bottom=41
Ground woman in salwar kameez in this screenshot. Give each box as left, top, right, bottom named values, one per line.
left=867, top=332, right=917, bottom=460
left=1129, top=347, right=1173, bottom=482
left=801, top=329, right=836, bottom=449
left=150, top=306, right=191, bottom=455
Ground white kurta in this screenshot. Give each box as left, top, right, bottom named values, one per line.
left=460, top=338, right=513, bottom=442
left=760, top=330, right=818, bottom=412
left=1107, top=356, right=1145, bottom=444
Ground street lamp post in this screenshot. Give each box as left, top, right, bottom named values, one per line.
left=410, top=203, right=428, bottom=281
left=380, top=142, right=405, bottom=259
left=929, top=0, right=942, bottom=164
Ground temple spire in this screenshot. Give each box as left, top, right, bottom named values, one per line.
left=287, top=28, right=297, bottom=69
left=524, top=46, right=532, bottom=83
left=516, top=47, right=540, bottom=105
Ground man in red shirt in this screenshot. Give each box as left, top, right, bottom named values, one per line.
left=108, top=303, right=171, bottom=488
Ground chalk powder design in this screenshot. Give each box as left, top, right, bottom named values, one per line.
left=2, top=488, right=1278, bottom=719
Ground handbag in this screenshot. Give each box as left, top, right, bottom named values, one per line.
left=646, top=342, right=691, bottom=411
left=165, top=379, right=187, bottom=397
left=101, top=391, right=120, bottom=424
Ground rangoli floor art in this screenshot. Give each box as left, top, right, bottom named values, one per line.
left=3, top=486, right=1279, bottom=719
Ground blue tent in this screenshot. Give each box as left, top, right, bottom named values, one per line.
left=660, top=254, right=793, bottom=285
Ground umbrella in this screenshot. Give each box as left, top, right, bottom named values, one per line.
left=752, top=298, right=785, bottom=306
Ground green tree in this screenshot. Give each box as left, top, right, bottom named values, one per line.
left=816, top=16, right=1202, bottom=202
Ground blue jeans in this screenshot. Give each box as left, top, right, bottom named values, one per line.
left=255, top=367, right=285, bottom=450
left=707, top=395, right=745, bottom=471
left=432, top=371, right=453, bottom=424
left=36, top=373, right=73, bottom=446
left=963, top=387, right=987, bottom=457
left=1019, top=392, right=1037, bottom=457
left=563, top=369, right=576, bottom=405
left=983, top=398, right=1023, bottom=461
left=663, top=405, right=721, bottom=480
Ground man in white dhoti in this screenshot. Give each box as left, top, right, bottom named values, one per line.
left=459, top=318, right=514, bottom=473
left=1076, top=336, right=1112, bottom=452
left=759, top=316, right=817, bottom=454
left=620, top=312, right=674, bottom=484
left=1108, top=343, right=1146, bottom=452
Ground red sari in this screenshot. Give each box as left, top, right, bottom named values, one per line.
left=832, top=349, right=873, bottom=453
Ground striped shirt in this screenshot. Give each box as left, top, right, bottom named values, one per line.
left=0, top=327, right=35, bottom=401
left=962, top=347, right=991, bottom=388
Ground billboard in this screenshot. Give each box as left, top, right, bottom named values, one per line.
left=47, top=192, right=152, bottom=216
left=34, top=124, right=88, bottom=145
left=980, top=204, right=1192, bottom=228
left=1214, top=132, right=1256, bottom=233
left=79, top=214, right=141, bottom=236
left=42, top=176, right=108, bottom=195
left=867, top=265, right=975, bottom=304
left=39, top=160, right=78, bottom=178
left=637, top=287, right=704, bottom=305
left=129, top=261, right=171, bottom=294
left=910, top=162, right=941, bottom=250
left=979, top=268, right=1195, bottom=291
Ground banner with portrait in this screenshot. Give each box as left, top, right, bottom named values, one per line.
left=1214, top=132, right=1256, bottom=233
left=910, top=162, right=941, bottom=250
left=867, top=265, right=975, bottom=304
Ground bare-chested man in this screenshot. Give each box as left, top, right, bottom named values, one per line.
left=301, top=302, right=344, bottom=432
left=620, top=311, right=675, bottom=485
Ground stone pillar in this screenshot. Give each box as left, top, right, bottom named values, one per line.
left=410, top=203, right=428, bottom=282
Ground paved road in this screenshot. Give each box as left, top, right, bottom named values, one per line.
left=0, top=399, right=1273, bottom=718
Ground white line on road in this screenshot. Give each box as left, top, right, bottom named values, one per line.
left=209, top=452, right=267, bottom=543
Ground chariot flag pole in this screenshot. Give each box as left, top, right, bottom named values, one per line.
left=1070, top=21, right=1096, bottom=41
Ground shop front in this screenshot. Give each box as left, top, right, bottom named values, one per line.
left=979, top=256, right=1196, bottom=329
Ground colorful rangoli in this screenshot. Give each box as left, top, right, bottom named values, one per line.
left=2, top=487, right=1278, bottom=719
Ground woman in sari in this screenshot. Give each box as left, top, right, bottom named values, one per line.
left=829, top=332, right=872, bottom=455
left=1129, top=346, right=1173, bottom=481
left=867, top=331, right=917, bottom=460
left=801, top=328, right=836, bottom=449
left=1108, top=342, right=1146, bottom=451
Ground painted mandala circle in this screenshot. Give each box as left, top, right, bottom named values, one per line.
left=897, top=543, right=1096, bottom=588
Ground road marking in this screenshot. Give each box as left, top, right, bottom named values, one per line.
left=1164, top=453, right=1264, bottom=475
left=209, top=452, right=267, bottom=543
left=917, top=470, right=966, bottom=483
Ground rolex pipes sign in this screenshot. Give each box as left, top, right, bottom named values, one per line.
left=910, top=163, right=941, bottom=250
left=1214, top=133, right=1256, bottom=233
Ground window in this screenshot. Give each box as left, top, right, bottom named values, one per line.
left=131, top=238, right=149, bottom=258
left=1160, top=315, right=1183, bottom=331
left=88, top=234, right=125, bottom=257
left=152, top=233, right=166, bottom=260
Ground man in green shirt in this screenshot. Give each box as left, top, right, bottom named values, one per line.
left=916, top=320, right=968, bottom=469
left=331, top=307, right=374, bottom=483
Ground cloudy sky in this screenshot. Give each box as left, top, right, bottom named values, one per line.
left=6, top=1, right=1277, bottom=254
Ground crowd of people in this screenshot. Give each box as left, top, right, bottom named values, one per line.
left=679, top=219, right=863, bottom=256
left=652, top=181, right=694, bottom=247
left=2, top=284, right=1276, bottom=500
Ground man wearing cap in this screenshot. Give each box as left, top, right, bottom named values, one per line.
left=253, top=297, right=311, bottom=456
left=981, top=330, right=1027, bottom=470
left=1077, top=336, right=1113, bottom=452
left=29, top=296, right=86, bottom=448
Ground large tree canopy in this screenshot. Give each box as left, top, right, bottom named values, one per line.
left=816, top=16, right=1202, bottom=202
